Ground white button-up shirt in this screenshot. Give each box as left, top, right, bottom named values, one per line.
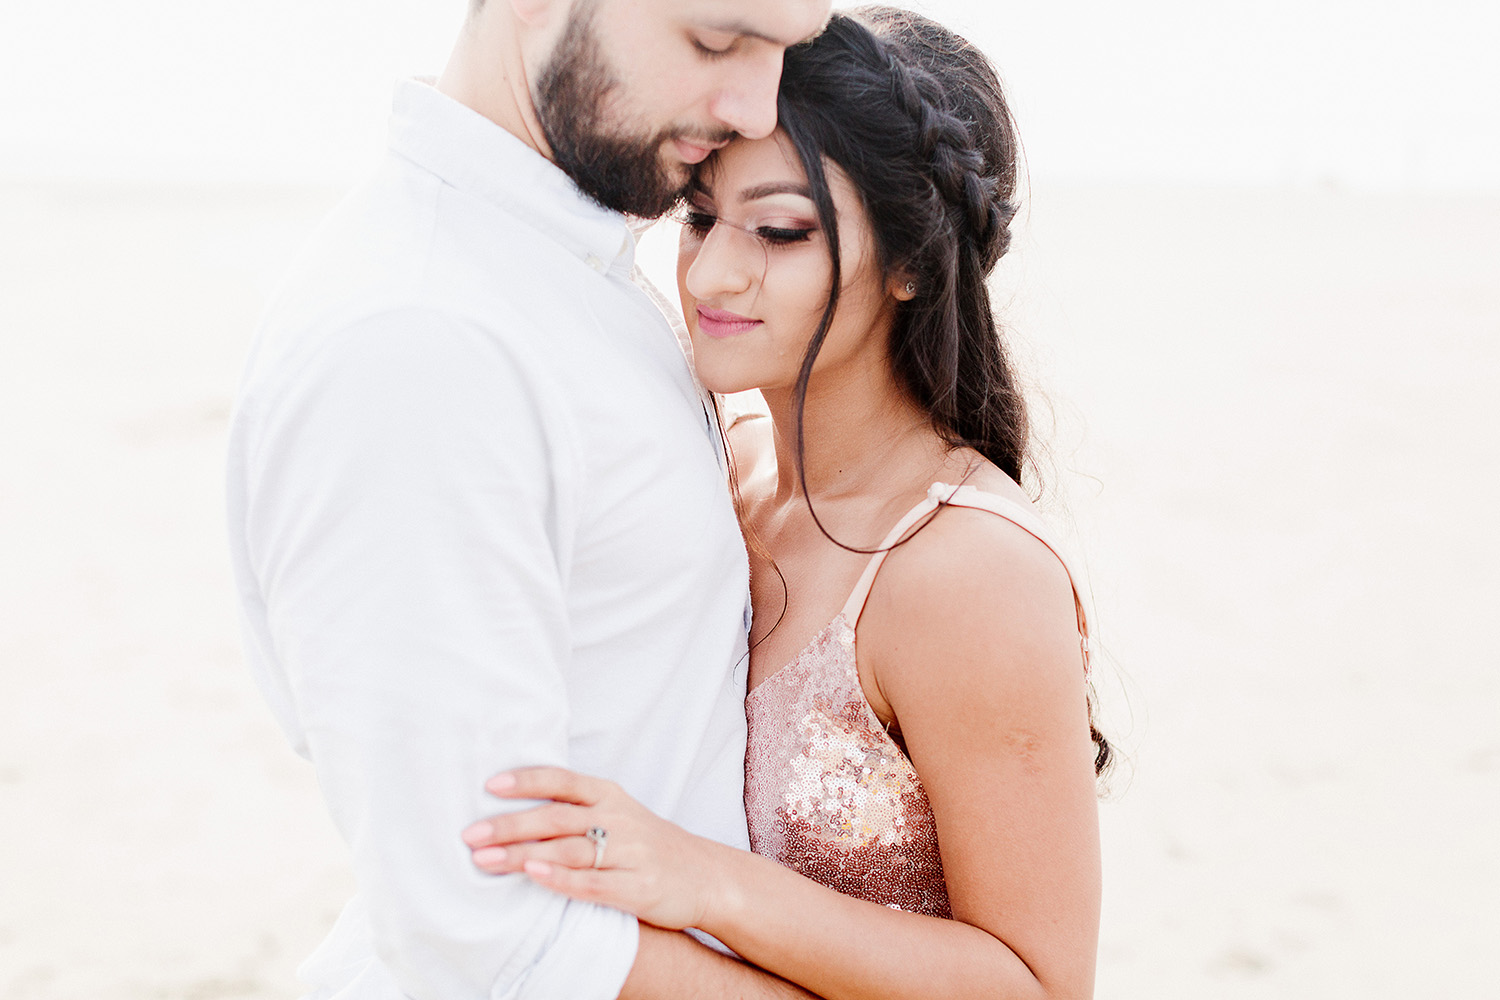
left=227, top=79, right=753, bottom=1000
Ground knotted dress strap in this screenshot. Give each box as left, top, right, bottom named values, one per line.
left=840, top=484, right=949, bottom=624
left=839, top=482, right=1093, bottom=672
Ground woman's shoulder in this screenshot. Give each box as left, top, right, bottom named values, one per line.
left=884, top=484, right=1075, bottom=614
left=860, top=469, right=1081, bottom=688
left=894, top=454, right=1067, bottom=577
left=856, top=487, right=1086, bottom=738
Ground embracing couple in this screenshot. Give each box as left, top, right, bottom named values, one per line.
left=228, top=1, right=1107, bottom=997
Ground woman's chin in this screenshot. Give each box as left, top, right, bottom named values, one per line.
left=700, top=373, right=757, bottom=396
left=690, top=357, right=759, bottom=397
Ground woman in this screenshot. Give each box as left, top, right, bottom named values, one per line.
left=461, top=8, right=1106, bottom=998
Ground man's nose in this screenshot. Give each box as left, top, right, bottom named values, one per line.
left=709, top=49, right=784, bottom=140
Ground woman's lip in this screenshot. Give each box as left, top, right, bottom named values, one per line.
left=695, top=305, right=762, bottom=339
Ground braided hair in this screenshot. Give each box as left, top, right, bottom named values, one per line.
left=778, top=7, right=1026, bottom=484
left=777, top=8, right=1112, bottom=775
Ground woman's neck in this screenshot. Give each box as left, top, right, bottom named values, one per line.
left=759, top=358, right=944, bottom=507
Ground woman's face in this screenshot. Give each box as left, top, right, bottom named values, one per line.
left=675, top=130, right=900, bottom=396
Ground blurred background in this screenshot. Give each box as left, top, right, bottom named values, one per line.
left=2, top=1, right=1497, bottom=997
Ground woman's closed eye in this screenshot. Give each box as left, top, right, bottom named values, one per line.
left=681, top=208, right=719, bottom=235
left=754, top=225, right=816, bottom=246
left=678, top=207, right=816, bottom=248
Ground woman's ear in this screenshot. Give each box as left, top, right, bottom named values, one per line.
left=888, top=273, right=918, bottom=302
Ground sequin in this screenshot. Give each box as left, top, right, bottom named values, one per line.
left=745, top=613, right=951, bottom=918
left=744, top=483, right=1090, bottom=920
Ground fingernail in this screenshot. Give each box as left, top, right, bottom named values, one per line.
left=473, top=846, right=508, bottom=868
left=523, top=859, right=552, bottom=878
left=461, top=822, right=491, bottom=847
left=486, top=773, right=517, bottom=793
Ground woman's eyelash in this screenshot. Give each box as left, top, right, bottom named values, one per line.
left=679, top=209, right=816, bottom=247
left=755, top=227, right=815, bottom=245
left=682, top=209, right=717, bottom=233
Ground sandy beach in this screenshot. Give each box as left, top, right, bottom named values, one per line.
left=1, top=176, right=1496, bottom=998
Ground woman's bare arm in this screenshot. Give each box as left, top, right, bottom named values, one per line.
left=705, top=507, right=1101, bottom=999
left=620, top=926, right=819, bottom=1000
left=467, top=509, right=1099, bottom=1000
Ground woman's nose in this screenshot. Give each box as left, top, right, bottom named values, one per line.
left=683, top=222, right=760, bottom=302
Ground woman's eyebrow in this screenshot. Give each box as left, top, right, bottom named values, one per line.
left=737, top=181, right=813, bottom=202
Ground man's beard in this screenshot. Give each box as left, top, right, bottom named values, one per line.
left=534, top=6, right=717, bottom=218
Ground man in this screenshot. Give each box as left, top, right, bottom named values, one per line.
left=226, top=0, right=829, bottom=997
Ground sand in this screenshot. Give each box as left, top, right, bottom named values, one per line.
left=1, top=176, right=1496, bottom=998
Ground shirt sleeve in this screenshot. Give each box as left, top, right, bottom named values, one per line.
left=236, top=306, right=639, bottom=1000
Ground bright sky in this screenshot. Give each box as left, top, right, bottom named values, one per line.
left=2, top=0, right=1497, bottom=191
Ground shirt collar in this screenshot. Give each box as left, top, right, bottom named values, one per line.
left=387, top=78, right=637, bottom=275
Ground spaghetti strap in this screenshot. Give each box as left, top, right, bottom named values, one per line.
left=839, top=482, right=1092, bottom=670
left=839, top=486, right=949, bottom=623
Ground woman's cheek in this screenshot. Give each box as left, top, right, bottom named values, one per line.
left=762, top=260, right=833, bottom=345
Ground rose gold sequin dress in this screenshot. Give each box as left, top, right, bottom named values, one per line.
left=744, top=483, right=1088, bottom=918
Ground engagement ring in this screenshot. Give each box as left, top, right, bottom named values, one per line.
left=585, top=826, right=608, bottom=868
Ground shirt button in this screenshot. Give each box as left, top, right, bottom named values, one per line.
left=585, top=253, right=605, bottom=273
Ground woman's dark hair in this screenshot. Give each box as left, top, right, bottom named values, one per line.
left=774, top=7, right=1112, bottom=776
left=778, top=6, right=1024, bottom=484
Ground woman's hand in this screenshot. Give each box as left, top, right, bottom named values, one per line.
left=461, top=767, right=732, bottom=931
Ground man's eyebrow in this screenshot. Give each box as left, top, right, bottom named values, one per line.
left=738, top=181, right=813, bottom=202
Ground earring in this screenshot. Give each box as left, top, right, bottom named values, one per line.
left=904, top=281, right=916, bottom=295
